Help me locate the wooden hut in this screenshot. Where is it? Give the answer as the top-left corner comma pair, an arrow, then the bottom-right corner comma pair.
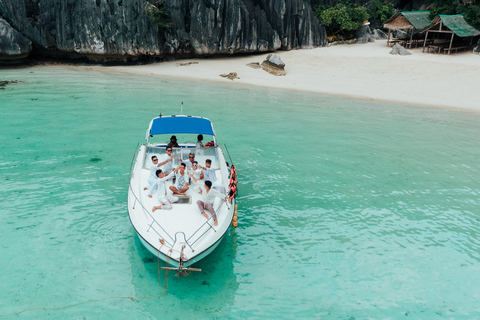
383,11 -> 432,47
420,14 -> 480,54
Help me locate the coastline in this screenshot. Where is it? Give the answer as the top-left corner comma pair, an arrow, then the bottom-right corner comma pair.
102,41 -> 480,112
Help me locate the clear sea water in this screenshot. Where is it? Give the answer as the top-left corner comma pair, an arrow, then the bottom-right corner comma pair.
1,66 -> 480,319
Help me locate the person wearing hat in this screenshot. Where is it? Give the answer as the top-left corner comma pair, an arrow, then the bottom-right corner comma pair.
167,135 -> 179,148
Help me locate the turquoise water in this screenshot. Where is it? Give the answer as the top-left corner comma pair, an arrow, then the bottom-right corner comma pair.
1,66 -> 480,319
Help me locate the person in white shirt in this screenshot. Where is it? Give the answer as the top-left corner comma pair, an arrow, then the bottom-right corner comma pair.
169,163 -> 189,196
198,159 -> 226,194
158,146 -> 174,175
197,180 -> 228,226
178,153 -> 195,169
147,169 -> 178,211
147,155 -> 162,186
188,161 -> 204,194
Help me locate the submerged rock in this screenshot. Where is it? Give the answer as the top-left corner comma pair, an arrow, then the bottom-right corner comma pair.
261,54 -> 286,76
390,43 -> 412,56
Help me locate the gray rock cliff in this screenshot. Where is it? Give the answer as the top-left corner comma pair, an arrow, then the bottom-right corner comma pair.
0,17 -> 32,59
0,0 -> 326,62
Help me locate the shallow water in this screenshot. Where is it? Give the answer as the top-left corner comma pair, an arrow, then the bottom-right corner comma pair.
1,66 -> 480,319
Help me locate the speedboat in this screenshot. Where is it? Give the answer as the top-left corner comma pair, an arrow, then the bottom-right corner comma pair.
127,115 -> 237,274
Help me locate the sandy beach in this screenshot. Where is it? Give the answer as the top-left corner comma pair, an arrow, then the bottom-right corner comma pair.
106,41 -> 480,112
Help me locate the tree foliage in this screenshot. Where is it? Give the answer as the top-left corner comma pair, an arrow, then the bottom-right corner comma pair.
144,0 -> 171,29
367,0 -> 394,25
314,2 -> 369,36
428,0 -> 480,30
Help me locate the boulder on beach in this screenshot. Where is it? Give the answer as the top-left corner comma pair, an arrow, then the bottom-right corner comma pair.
220,72 -> 240,80
261,54 -> 286,76
246,62 -> 261,69
390,43 -> 412,56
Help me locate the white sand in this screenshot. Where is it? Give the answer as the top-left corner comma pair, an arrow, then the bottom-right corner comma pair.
106,41 -> 480,112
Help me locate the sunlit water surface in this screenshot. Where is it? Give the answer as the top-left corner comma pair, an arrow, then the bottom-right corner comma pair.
1,66 -> 480,319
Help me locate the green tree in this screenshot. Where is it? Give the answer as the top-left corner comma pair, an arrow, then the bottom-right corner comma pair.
368,0 -> 394,25
315,2 -> 369,36
428,0 -> 480,30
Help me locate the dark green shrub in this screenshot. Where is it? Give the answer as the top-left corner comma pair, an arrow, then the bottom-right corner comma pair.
368,0 -> 394,25
428,0 -> 480,30
145,0 -> 171,29
314,2 -> 369,36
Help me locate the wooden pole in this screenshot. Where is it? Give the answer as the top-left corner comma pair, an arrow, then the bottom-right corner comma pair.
409,28 -> 414,48
448,32 -> 454,55
423,30 -> 429,52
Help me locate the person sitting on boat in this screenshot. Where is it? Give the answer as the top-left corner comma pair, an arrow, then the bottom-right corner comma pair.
196,134 -> 204,155
196,134 -> 204,148
188,161 -> 204,194
147,155 -> 162,187
158,146 -> 174,175
167,135 -> 179,148
147,169 -> 178,211
169,163 -> 189,196
198,159 -> 226,194
178,152 -> 195,169
197,180 -> 228,226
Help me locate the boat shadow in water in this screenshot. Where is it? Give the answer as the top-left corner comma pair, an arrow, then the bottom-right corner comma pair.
128,228 -> 240,316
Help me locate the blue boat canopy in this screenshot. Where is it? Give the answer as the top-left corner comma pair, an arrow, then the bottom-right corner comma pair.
149,116 -> 215,137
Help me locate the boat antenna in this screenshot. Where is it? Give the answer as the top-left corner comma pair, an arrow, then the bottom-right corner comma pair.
159,111 -> 162,117
181,101 -> 183,115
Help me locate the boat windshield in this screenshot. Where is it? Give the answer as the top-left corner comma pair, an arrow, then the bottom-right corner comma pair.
148,133 -> 215,148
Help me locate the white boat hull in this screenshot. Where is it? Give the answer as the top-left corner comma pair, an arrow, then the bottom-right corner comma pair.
128,143 -> 235,267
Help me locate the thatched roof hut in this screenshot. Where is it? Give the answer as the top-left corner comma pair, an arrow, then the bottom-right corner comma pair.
383,11 -> 431,47
420,14 -> 480,54
420,14 -> 480,37
384,11 -> 431,31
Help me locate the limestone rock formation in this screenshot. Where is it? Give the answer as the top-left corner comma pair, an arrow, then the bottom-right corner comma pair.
474,39 -> 480,54
390,43 -> 412,55
0,18 -> 32,59
0,0 -> 327,62
261,53 -> 286,76
356,25 -> 375,44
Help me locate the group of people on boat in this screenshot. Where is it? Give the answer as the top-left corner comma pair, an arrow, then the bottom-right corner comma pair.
144,144 -> 227,226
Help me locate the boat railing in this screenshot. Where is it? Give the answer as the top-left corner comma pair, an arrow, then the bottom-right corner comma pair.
128,179 -> 176,247
128,144 -> 176,247
187,199 -> 229,246
223,143 -> 234,167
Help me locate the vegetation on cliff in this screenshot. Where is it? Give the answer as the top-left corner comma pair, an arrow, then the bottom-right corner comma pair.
428,0 -> 480,29
144,0 -> 171,29
314,0 -> 393,38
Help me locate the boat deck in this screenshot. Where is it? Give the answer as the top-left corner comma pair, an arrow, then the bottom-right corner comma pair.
128,144 -> 234,264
